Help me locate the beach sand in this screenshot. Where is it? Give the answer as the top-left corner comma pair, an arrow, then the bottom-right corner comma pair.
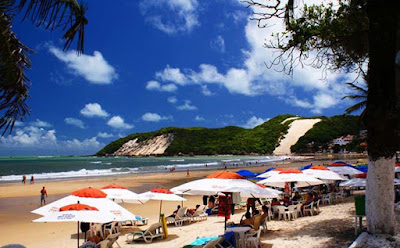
0,155 -> 372,248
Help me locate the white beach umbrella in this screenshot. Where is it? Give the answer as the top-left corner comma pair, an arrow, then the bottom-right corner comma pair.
33,203 -> 113,248
138,188 -> 186,217
258,169 -> 324,188
32,187 -> 136,222
302,165 -> 344,181
171,178 -> 280,198
339,178 -> 400,187
328,163 -> 363,175
395,166 -> 400,173
101,184 -> 147,204
256,168 -> 284,178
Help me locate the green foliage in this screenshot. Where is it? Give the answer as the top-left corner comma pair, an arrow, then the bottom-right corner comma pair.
96,114 -> 296,156
291,115 -> 365,153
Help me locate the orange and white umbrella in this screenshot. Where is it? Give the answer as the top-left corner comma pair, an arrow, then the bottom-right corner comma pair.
302,165 -> 344,181
258,169 -> 324,188
171,171 -> 280,198
328,162 -> 363,175
32,187 -> 136,221
33,203 -> 113,248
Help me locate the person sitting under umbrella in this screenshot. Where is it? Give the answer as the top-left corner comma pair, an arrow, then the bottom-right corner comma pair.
168,205 -> 181,218
239,212 -> 253,227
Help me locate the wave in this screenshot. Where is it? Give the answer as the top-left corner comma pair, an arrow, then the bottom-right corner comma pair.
0,167 -> 138,182
169,159 -> 185,162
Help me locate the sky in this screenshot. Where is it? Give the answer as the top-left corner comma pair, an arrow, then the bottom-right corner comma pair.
0,0 -> 362,155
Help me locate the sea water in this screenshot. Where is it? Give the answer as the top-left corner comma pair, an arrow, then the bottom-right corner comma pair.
0,155 -> 289,182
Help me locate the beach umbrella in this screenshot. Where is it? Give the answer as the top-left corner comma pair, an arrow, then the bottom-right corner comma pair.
33,203 -> 113,248
101,184 -> 147,204
339,177 -> 400,188
327,163 -> 364,175
32,187 -> 136,222
236,169 -> 260,178
171,171 -> 280,230
138,188 -> 186,217
256,168 -> 286,179
257,169 -> 324,188
302,166 -> 344,181
171,171 -> 280,198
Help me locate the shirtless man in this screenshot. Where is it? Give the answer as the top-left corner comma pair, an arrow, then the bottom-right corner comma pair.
40,186 -> 48,205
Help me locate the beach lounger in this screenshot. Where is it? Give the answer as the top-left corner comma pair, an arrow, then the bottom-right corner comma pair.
191,208 -> 208,222
121,216 -> 148,226
201,237 -> 225,248
126,222 -> 163,243
98,232 -> 121,248
166,207 -> 189,226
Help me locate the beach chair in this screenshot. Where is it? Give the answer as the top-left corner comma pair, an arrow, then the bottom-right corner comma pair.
191,207 -> 208,222
103,222 -> 119,236
313,200 -> 321,214
201,237 -> 225,248
166,207 -> 189,226
296,202 -> 303,217
133,216 -> 149,226
287,205 -> 297,220
126,222 -> 163,243
89,223 -> 104,238
98,232 -> 121,248
322,194 -> 331,205
245,229 -> 261,248
303,202 -> 314,216
252,214 -> 262,230
277,206 -> 288,220
260,217 -> 268,233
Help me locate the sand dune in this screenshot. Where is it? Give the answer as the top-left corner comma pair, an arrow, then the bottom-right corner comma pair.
274,118 -> 321,155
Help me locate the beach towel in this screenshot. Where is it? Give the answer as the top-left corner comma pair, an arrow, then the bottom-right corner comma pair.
189,236 -> 219,246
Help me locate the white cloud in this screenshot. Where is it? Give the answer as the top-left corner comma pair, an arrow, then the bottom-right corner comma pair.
177,100 -> 197,111
148,1 -> 358,114
146,80 -> 178,92
80,103 -> 109,118
14,121 -> 24,127
142,113 -> 172,122
201,85 -> 213,96
0,126 -> 57,147
30,119 -> 52,128
49,46 -> 118,84
63,137 -> 103,152
140,0 -> 199,34
210,35 -> 225,53
195,115 -> 205,121
167,96 -> 177,104
97,132 -> 114,138
64,117 -> 85,129
156,65 -> 188,85
243,116 -> 269,129
107,116 -> 134,129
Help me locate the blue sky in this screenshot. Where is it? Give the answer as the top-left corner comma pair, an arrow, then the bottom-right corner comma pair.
0,0 -> 361,155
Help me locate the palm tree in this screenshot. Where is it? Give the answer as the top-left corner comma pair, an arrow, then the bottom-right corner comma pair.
0,0 -> 88,134
343,73 -> 368,122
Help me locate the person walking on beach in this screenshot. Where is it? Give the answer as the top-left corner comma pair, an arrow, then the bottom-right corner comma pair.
30,175 -> 34,184
40,186 -> 48,205
22,175 -> 26,185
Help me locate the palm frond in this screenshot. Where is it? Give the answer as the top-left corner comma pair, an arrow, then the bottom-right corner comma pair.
344,100 -> 367,115
0,10 -> 32,134
342,95 -> 367,100
344,82 -> 368,95
17,0 -> 88,53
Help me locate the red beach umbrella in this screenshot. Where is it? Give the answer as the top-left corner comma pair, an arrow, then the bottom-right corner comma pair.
207,171 -> 245,179
101,184 -> 127,189
72,187 -> 107,198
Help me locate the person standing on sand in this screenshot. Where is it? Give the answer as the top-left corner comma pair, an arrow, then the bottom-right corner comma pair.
30,175 -> 34,184
40,186 -> 47,205
22,175 -> 26,185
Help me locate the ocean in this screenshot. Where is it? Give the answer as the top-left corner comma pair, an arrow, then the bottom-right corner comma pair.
0,155 -> 289,182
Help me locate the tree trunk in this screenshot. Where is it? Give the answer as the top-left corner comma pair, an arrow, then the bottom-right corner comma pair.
366,0 -> 400,235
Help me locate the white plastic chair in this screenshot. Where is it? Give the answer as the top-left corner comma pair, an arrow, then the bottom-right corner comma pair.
296,203 -> 303,217
314,200 -> 321,214
322,194 -> 331,205
246,229 -> 262,248
303,201 -> 314,216
89,223 -> 103,238
277,206 -> 287,220
287,205 -> 297,220
103,222 -> 118,236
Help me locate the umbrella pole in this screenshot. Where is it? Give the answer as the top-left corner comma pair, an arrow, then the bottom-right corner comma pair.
77,221 -> 79,248
159,200 -> 163,220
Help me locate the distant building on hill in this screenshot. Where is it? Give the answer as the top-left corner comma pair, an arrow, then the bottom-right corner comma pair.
332,135 -> 354,146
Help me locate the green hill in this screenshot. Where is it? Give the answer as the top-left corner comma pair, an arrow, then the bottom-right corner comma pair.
96,114 -> 296,156
96,114 -> 365,156
290,115 -> 365,153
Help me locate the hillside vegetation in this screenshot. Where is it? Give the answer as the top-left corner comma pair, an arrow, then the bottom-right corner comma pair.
96,114 -> 295,156
291,115 -> 365,153
97,114 -> 365,156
